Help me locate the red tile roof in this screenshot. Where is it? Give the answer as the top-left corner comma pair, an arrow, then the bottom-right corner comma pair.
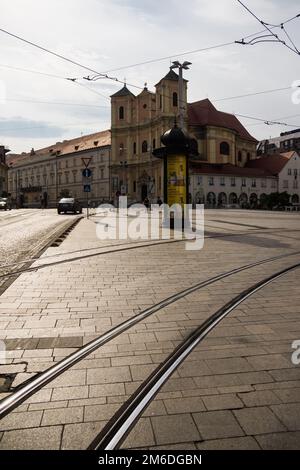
188,99 -> 258,143
245,152 -> 296,175
7,130 -> 111,167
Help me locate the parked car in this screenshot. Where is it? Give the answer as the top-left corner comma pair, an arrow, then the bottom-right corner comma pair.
57,198 -> 82,214
0,197 -> 11,211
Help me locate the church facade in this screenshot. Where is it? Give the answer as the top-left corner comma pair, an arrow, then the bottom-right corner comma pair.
110,68 -> 258,203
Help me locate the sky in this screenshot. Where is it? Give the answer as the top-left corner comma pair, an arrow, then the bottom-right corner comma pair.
0,0 -> 300,153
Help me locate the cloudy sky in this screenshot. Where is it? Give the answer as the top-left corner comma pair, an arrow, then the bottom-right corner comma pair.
1,0 -> 300,153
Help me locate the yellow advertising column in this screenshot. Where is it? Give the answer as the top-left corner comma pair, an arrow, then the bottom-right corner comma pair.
166,154 -> 188,208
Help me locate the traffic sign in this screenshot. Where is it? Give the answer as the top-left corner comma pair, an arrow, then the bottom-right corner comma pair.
82,157 -> 93,168
82,168 -> 92,178
84,184 -> 91,193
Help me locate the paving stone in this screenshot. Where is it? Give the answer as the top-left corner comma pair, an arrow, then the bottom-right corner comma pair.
202,394 -> 244,411
42,406 -> 83,426
164,397 -> 205,414
46,369 -> 86,388
256,431 -> 300,450
177,361 -> 211,378
0,426 -> 62,450
205,357 -> 254,374
0,411 -> 43,431
122,418 -> 156,448
149,443 -> 197,450
271,403 -> 300,431
196,436 -> 260,450
233,407 -> 286,435
62,421 -> 106,450
52,386 -> 89,402
87,366 -> 131,385
193,410 -> 244,440
273,388 -> 300,403
151,414 -> 200,445
89,383 -> 125,397
238,390 -> 282,407
84,403 -> 119,422
246,354 -> 293,371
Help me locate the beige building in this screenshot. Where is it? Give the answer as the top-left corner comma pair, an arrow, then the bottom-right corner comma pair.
7,131 -> 111,208
0,145 -> 9,196
110,68 -> 258,203
190,151 -> 300,208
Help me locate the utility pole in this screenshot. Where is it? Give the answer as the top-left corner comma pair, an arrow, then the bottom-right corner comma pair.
170,61 -> 192,130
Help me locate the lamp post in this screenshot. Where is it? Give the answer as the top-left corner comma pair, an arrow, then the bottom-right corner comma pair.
170,61 -> 192,130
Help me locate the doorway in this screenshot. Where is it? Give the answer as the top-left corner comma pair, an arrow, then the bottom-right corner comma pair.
141,184 -> 148,201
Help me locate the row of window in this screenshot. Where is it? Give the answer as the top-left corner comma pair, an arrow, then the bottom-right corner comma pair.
9,169 -> 107,190
202,176 -> 276,189
120,140 -> 156,155
287,169 -> 299,176
283,180 -> 298,189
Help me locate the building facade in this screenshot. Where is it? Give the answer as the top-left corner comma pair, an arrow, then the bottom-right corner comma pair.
0,145 -> 9,196
257,128 -> 300,156
7,131 -> 111,208
190,151 -> 300,208
110,68 -> 258,203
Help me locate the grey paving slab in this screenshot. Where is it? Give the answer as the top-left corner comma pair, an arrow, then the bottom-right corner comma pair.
151,414 -> 201,446
271,403 -> 300,431
256,431 -> 300,450
233,407 -> 286,435
1,211 -> 300,449
196,436 -> 260,450
193,410 -> 244,440
0,426 -> 63,450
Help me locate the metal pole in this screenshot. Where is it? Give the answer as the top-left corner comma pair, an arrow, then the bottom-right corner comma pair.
178,66 -> 184,130
86,190 -> 89,219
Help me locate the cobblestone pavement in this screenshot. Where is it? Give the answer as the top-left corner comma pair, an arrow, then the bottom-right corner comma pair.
0,209 -> 76,290
0,210 -> 300,450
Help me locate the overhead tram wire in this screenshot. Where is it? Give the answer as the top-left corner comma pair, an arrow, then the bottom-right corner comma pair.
1,60 -> 297,110
0,27 -> 144,92
236,0 -> 300,56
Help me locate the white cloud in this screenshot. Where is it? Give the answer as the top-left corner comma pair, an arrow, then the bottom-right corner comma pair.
0,0 -> 300,152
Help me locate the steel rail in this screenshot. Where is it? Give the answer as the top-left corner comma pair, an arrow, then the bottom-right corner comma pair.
1,227 -> 299,279
88,261 -> 300,450
0,250 -> 298,419
0,225 -> 292,269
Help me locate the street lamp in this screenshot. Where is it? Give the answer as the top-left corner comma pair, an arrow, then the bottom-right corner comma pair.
170,61 -> 192,129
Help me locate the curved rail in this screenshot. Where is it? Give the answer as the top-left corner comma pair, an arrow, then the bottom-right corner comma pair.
88,261 -> 300,450
0,250 -> 298,419
1,227 -> 299,280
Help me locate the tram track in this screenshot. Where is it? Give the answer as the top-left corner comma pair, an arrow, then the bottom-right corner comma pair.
88,261 -> 300,450
1,226 -> 300,281
0,249 -> 299,420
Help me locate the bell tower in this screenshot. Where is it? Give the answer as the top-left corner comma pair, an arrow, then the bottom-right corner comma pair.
155,68 -> 188,123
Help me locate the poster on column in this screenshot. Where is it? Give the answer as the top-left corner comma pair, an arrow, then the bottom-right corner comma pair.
167,155 -> 187,207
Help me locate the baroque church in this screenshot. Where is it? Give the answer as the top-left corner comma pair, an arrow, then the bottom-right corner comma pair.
110,68 -> 258,203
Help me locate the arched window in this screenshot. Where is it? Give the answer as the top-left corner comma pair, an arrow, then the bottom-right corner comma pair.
220,142 -> 230,156
133,142 -> 137,154
142,141 -> 148,153
119,106 -> 124,120
173,92 -> 178,107
247,152 -> 251,161
238,151 -> 242,162
152,138 -> 156,150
